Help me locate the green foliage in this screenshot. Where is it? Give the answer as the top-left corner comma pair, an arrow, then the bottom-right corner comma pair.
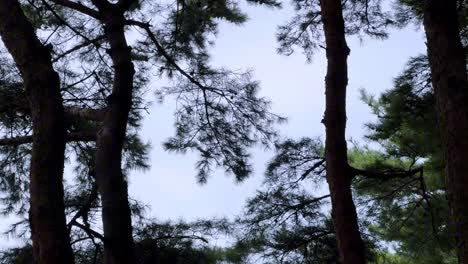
20,1 -> 64,29
393,0 -> 468,46
361,55 -> 438,159
391,0 -> 424,26
356,54 -> 455,262
0,219 -> 237,264
0,0 -> 283,249
276,0 -> 394,61
1,0 -> 463,263
232,138 -> 332,263
0,245 -> 33,264
233,138 -> 381,263
162,71 -> 284,183
0,61 -> 31,219
265,138 -> 325,185
370,251 -> 412,264
152,0 -> 246,59
133,0 -> 284,183
230,53 -> 455,263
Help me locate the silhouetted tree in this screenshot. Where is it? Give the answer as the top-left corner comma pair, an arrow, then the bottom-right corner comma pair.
253,0 -> 393,261
0,1 -> 75,262
0,0 -> 281,263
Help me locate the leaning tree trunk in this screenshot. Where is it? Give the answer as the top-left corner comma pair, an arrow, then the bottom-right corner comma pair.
423,0 -> 468,262
91,3 -> 136,263
0,1 -> 75,263
319,0 -> 366,263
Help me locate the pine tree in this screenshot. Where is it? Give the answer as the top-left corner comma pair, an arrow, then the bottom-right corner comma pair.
422,1 -> 468,262
0,0 -> 281,262
246,0 -> 393,261
390,0 -> 468,261
232,138 -> 378,263
357,55 -> 456,262
0,1 -> 75,262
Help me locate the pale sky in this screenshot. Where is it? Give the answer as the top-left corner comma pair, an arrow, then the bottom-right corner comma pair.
127,3 -> 426,221
0,1 -> 427,249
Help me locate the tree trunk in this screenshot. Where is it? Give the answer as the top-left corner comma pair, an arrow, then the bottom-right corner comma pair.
319,0 -> 366,263
93,5 -> 136,264
423,1 -> 468,262
0,1 -> 75,263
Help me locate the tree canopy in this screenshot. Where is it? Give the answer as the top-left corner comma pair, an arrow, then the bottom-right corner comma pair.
0,0 -> 467,263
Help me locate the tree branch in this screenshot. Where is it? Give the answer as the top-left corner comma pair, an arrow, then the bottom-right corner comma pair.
53,35 -> 105,62
67,183 -> 99,229
71,220 -> 105,241
64,106 -> 107,122
125,19 -> 213,93
349,165 -> 423,180
0,99 -> 105,121
48,0 -> 100,19
125,19 -> 237,171
117,0 -> 137,12
90,0 -> 111,11
153,235 -> 209,244
0,131 -> 96,146
297,159 -> 325,182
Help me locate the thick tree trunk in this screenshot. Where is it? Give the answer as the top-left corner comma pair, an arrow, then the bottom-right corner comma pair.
93,5 -> 136,264
319,0 -> 366,263
423,1 -> 468,262
0,1 -> 75,263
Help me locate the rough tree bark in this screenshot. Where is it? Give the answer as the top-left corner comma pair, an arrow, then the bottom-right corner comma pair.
319,0 -> 367,263
423,0 -> 468,262
90,1 -> 136,263
0,1 -> 75,263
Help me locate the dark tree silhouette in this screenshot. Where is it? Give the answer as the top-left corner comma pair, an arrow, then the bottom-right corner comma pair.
319,0 -> 367,262
0,1 -> 75,263
0,0 -> 281,263
422,0 -> 468,262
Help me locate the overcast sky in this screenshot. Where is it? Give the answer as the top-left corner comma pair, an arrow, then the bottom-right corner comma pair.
1,1 -> 426,249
